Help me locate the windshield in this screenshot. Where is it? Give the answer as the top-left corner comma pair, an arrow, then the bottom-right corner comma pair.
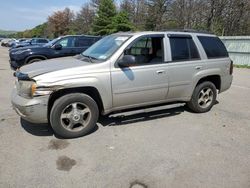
81,35 -> 130,60
43,37 -> 60,47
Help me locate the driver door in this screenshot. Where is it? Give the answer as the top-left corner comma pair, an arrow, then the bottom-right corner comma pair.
52,37 -> 76,58
111,35 -> 169,109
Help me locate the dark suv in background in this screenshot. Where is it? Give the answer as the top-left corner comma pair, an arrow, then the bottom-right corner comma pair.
9,35 -> 101,70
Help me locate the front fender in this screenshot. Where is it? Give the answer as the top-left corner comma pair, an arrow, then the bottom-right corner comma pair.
35,75 -> 113,112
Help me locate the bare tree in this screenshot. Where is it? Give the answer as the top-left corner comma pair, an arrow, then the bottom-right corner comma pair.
74,3 -> 95,34
48,8 -> 74,37
120,0 -> 148,30
145,0 -> 173,30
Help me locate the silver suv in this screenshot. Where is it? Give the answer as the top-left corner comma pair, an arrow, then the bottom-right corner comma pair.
11,31 -> 233,138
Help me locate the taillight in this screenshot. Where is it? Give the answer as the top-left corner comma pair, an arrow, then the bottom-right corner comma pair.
230,60 -> 233,75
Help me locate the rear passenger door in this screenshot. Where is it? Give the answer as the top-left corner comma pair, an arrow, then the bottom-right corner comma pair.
166,34 -> 205,100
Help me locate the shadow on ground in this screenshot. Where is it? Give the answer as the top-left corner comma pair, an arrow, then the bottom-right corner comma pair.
20,118 -> 99,138
21,118 -> 53,136
99,104 -> 186,127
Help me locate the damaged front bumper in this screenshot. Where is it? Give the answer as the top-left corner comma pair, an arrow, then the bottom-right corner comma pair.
11,87 -> 49,123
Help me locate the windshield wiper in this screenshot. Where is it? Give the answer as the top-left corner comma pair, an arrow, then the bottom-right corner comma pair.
81,54 -> 98,63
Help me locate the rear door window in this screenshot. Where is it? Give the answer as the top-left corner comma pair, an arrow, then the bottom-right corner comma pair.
75,37 -> 94,47
198,36 -> 228,58
37,39 -> 48,43
170,37 -> 200,61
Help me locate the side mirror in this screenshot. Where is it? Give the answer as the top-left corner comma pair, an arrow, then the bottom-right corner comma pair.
53,44 -> 62,50
118,55 -> 136,68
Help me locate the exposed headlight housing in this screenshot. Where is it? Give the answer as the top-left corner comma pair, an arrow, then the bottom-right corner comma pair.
14,71 -> 53,98
16,80 -> 52,98
16,80 -> 36,98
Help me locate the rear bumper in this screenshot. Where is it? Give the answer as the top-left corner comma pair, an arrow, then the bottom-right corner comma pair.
11,88 -> 49,123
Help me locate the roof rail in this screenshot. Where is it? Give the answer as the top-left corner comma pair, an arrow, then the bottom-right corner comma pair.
165,29 -> 213,34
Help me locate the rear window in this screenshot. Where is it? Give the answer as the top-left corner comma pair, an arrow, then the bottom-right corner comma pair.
170,37 -> 200,61
198,36 -> 228,58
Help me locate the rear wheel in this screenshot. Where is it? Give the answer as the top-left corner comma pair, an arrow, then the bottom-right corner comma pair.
50,93 -> 99,138
187,81 -> 217,113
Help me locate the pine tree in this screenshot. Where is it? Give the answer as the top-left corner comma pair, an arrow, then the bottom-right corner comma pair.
92,0 -> 117,35
112,11 -> 135,32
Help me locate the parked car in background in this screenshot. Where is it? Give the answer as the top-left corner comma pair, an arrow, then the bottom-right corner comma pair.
11,31 -> 233,138
11,38 -> 49,49
7,39 -> 19,47
11,39 -> 31,48
1,38 -> 15,47
18,38 -> 29,43
9,35 -> 101,70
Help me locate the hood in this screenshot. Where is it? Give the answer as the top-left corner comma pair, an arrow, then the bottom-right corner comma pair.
20,56 -> 91,78
10,45 -> 45,52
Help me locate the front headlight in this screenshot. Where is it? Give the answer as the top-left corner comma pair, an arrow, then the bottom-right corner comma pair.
31,85 -> 52,97
12,49 -> 31,55
16,80 -> 36,98
32,89 -> 52,97
16,81 -> 52,98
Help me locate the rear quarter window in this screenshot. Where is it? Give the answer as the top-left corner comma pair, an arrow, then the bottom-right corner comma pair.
198,36 -> 228,58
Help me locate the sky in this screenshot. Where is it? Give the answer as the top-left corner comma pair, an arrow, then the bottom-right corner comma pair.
0,0 -> 87,31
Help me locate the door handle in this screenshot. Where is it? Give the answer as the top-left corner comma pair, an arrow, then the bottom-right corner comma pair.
156,70 -> 165,74
195,66 -> 202,70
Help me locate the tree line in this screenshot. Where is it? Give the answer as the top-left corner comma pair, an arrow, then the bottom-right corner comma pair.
11,0 -> 250,38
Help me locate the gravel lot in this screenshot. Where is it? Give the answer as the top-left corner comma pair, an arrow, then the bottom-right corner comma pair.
0,46 -> 249,188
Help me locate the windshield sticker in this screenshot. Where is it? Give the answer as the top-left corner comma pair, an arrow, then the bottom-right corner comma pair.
115,37 -> 128,46
99,55 -> 107,59
115,37 -> 128,42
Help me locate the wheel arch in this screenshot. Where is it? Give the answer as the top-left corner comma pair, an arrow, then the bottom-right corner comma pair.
196,75 -> 221,91
47,86 -> 104,121
25,55 -> 47,64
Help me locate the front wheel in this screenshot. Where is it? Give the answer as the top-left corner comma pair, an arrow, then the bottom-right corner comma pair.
50,93 -> 99,138
187,81 -> 217,113
27,58 -> 43,65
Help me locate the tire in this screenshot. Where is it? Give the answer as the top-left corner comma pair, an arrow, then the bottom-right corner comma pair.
187,81 -> 217,113
27,58 -> 43,65
50,93 -> 99,138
